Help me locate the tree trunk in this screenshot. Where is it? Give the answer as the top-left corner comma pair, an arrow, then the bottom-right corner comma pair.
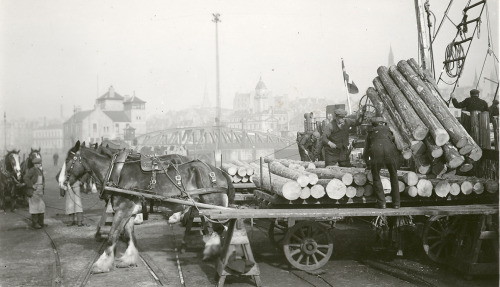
431,157 -> 447,177
450,182 -> 461,196
479,111 -> 491,149
389,65 -> 449,145
366,86 -> 412,159
355,186 -> 365,197
417,179 -> 433,197
241,176 -> 249,183
458,158 -> 474,173
299,187 -> 311,199
221,163 -> 238,176
424,136 -> 443,158
364,184 -> 374,197
398,181 -> 406,193
346,186 -> 357,198
399,60 -> 468,147
325,179 -> 347,200
485,180 -> 499,194
473,182 -> 484,195
232,175 -> 242,183
427,179 -> 451,198
414,152 -> 432,174
461,181 -> 473,195
377,66 -> 429,140
405,185 -> 418,197
493,116 -> 499,150
306,167 -> 353,185
442,142 -> 465,169
353,172 -> 367,186
310,184 -> 326,199
268,161 -> 312,187
252,172 -> 302,200
402,171 -> 419,186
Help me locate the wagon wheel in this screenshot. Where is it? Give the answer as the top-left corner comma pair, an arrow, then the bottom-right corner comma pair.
268,219 -> 288,248
283,221 -> 333,271
422,215 -> 462,264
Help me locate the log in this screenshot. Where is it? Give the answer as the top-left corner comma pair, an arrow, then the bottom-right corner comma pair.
355,186 -> 365,198
316,179 -> 331,188
391,64 -> 449,146
470,111 -> 481,145
450,183 -> 461,196
385,195 -> 393,203
493,116 -> 499,150
221,163 -> 238,176
402,171 -> 419,186
442,142 -> 465,169
472,182 -> 484,195
306,168 -> 353,185
353,172 -> 367,186
479,111 -> 491,149
377,66 -> 429,140
252,171 -> 302,200
237,167 -> 247,177
398,181 -> 406,193
241,176 -> 249,183
424,136 -> 443,158
248,175 -> 254,183
485,180 -> 499,194
407,58 -> 444,106
307,173 -> 319,185
414,152 -> 432,175
458,158 -> 474,173
405,186 -> 418,197
382,177 -> 391,193
399,60 -> 469,147
364,184 -> 374,197
412,140 -> 427,156
417,179 -> 433,197
299,187 -> 311,199
366,87 -> 412,159
367,169 -> 425,184
232,175 -> 242,183
461,181 -> 473,195
268,161 -> 310,187
431,157 -> 447,177
346,186 -> 357,198
314,161 -> 326,168
428,179 -> 451,198
373,77 -> 421,153
310,184 -> 326,199
325,179 -> 347,200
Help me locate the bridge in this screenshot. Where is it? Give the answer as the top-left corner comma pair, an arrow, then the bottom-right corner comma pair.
134,126 -> 298,163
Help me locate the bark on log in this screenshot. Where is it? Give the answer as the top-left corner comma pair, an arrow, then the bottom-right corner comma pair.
373,77 -> 421,152
417,179 -> 433,197
412,140 -> 427,156
470,111 -> 481,144
479,111 -> 491,149
366,87 -> 412,159
364,184 -> 374,197
355,186 -> 365,197
431,157 -> 447,177
299,187 -> 311,199
306,168 -> 353,185
405,186 -> 418,197
377,66 -> 429,140
346,186 -> 357,198
424,136 -> 443,158
269,161 -> 310,187
325,179 -> 347,200
398,181 -> 406,193
221,163 -> 238,176
316,179 -> 331,188
407,58 -> 445,105
252,171 -> 302,200
310,184 -> 326,199
353,172 -> 367,186
442,142 -> 465,169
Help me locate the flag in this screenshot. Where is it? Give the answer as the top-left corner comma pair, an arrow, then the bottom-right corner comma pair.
342,59 -> 359,94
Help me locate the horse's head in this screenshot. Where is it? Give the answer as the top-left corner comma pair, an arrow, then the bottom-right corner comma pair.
5,150 -> 21,180
59,141 -> 91,187
28,148 -> 42,168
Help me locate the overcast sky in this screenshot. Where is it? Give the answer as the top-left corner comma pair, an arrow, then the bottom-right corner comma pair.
1,0 -> 498,120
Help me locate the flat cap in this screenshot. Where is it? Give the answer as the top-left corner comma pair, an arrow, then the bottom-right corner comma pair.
334,109 -> 347,117
32,158 -> 42,164
371,117 -> 386,124
470,89 -> 480,96
312,131 -> 321,138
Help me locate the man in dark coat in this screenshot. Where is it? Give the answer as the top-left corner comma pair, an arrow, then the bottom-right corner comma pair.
322,109 -> 362,167
451,89 -> 489,112
364,117 -> 400,209
297,132 -> 314,161
489,99 -> 499,119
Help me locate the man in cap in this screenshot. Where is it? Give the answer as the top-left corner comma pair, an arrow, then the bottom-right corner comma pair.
450,89 -> 489,112
24,157 -> 46,228
364,117 -> 400,209
321,109 -> 363,167
489,99 -> 499,120
297,131 -> 315,161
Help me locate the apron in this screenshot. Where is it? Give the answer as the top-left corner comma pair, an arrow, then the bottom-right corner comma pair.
65,181 -> 83,214
29,173 -> 45,214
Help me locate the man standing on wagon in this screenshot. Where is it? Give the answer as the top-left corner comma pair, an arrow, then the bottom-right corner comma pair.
24,158 -> 46,229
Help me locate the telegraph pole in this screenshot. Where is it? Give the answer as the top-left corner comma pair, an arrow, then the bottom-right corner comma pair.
212,13 -> 222,164
4,112 -> 6,154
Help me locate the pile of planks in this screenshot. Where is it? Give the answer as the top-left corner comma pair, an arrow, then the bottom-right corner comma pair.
221,160 -> 255,183
366,58 -> 482,176
251,159 -> 498,202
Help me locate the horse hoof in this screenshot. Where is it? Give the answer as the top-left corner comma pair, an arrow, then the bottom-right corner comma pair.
115,261 -> 137,268
91,266 -> 110,274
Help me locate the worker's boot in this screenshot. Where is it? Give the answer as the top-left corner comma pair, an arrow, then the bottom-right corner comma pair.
39,213 -> 48,227
32,214 -> 41,229
77,212 -> 85,227
67,213 -> 77,226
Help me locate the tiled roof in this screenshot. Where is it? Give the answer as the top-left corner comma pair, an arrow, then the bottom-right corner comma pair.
103,111 -> 130,122
64,110 -> 92,124
97,87 -> 124,100
124,95 -> 146,103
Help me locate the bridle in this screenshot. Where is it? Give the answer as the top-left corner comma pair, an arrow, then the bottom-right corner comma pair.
64,151 -> 93,187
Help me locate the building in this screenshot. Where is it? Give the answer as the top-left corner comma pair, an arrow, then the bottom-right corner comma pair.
32,124 -> 64,156
63,86 -> 147,150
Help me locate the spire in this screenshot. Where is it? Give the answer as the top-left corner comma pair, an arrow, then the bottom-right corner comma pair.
388,45 -> 395,66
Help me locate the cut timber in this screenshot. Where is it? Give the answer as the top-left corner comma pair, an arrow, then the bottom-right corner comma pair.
342,173 -> 354,186
382,177 -> 391,193
237,167 -> 247,177
399,60 -> 468,147
252,172 -> 301,200
299,187 -> 311,199
398,181 -> 406,193
346,186 -> 357,198
377,66 -> 429,140
307,173 -> 319,185
232,175 -> 242,183
431,157 -> 447,177
316,179 -> 331,188
472,182 -> 484,195
458,158 -> 474,173
428,179 -> 451,198
407,58 -> 445,106
442,142 -> 465,169
366,87 -> 412,159
269,161 -> 310,187
424,137 -> 443,158
485,180 -> 499,194
221,163 -> 238,176
479,112 -> 491,149
414,152 -> 432,175
402,171 -> 419,186
306,168 -> 353,185
389,65 -> 449,146
314,161 -> 326,168
461,181 -> 473,195
417,179 -> 433,197
470,111 -> 481,144
325,179 -> 347,200
353,172 -> 367,186
355,186 -> 365,197
241,176 -> 249,183
364,184 -> 374,197
310,184 -> 326,199
412,140 -> 427,156
405,186 -> 418,197
450,183 -> 461,196
373,77 -> 421,152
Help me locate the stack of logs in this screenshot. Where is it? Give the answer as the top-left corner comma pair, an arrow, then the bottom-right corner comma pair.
251,159 -> 498,202
367,58 -> 482,176
221,160 -> 255,183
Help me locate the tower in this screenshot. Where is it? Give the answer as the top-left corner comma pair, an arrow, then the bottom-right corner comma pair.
124,91 -> 147,135
254,77 -> 267,113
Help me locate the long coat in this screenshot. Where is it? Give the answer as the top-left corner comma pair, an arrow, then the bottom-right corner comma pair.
363,125 -> 399,167
24,167 -> 45,214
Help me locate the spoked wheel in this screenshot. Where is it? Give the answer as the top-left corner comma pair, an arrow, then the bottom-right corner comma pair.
268,219 -> 288,248
283,221 -> 333,271
422,215 -> 461,264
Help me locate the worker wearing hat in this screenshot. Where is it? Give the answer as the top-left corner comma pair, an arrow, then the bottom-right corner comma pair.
24,157 -> 46,228
297,131 -> 320,162
489,99 -> 499,120
321,109 -> 363,167
450,89 -> 489,112
364,117 -> 400,209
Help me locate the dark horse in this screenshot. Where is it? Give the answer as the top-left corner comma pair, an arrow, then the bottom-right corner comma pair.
0,150 -> 22,211
59,141 -> 233,273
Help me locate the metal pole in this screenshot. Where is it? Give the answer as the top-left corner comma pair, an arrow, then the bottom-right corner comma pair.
212,13 -> 221,163
4,112 -> 6,153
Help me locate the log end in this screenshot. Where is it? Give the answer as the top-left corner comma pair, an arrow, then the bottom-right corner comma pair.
458,163 -> 473,173
447,156 -> 465,170
458,144 -> 474,155
455,137 -> 469,149
402,149 -> 413,160
434,130 -> 450,147
413,127 -> 429,141
431,148 -> 444,158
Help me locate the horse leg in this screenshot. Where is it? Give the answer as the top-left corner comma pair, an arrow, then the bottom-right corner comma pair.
115,216 -> 139,268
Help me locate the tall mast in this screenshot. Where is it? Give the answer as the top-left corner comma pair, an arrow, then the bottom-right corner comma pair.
414,0 -> 433,73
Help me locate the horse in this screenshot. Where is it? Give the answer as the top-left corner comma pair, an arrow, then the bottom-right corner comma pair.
59,141 -> 233,273
0,150 -> 23,211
